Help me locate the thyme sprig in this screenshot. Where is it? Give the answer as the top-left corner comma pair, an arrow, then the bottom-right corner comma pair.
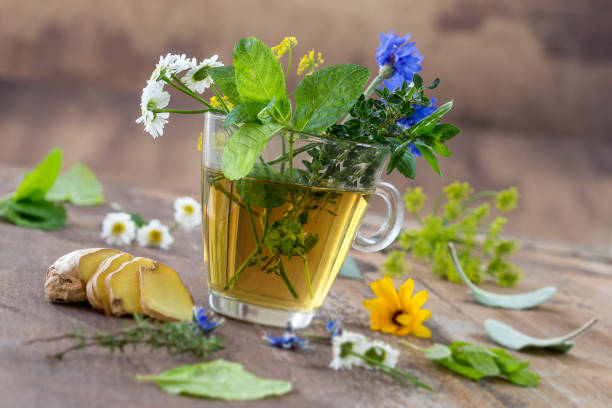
24,314 -> 224,360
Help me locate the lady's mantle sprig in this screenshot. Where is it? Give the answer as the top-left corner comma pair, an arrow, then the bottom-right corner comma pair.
24,311 -> 223,360
331,330 -> 432,391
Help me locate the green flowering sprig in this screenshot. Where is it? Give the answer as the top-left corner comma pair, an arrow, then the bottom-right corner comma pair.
383,182 -> 522,286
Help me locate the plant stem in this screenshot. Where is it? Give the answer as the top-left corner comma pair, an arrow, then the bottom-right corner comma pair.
339,72 -> 385,124
154,108 -> 212,114
288,133 -> 295,181
168,74 -> 215,109
224,247 -> 260,290
286,47 -> 293,78
301,256 -> 313,298
169,221 -> 180,232
211,84 -> 231,113
432,191 -> 444,216
463,191 -> 498,208
267,143 -> 318,165
246,204 -> 260,245
278,261 -> 298,299
398,340 -> 428,353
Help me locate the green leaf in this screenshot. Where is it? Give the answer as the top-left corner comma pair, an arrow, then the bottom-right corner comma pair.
233,38 -> 286,106
412,73 -> 423,89
130,213 -> 147,228
224,101 -> 268,127
425,344 -> 452,360
208,66 -> 241,106
395,149 -> 416,178
415,141 -> 442,177
337,254 -> 364,280
434,124 -> 460,143
426,78 -> 440,89
508,369 -> 540,387
433,142 -> 452,157
461,345 -> 500,376
221,123 -> 281,180
294,64 -> 370,134
237,178 -> 288,208
436,358 -> 484,381
409,101 -> 454,135
137,359 -> 292,401
45,162 -> 104,206
1,200 -> 66,230
14,148 -> 62,202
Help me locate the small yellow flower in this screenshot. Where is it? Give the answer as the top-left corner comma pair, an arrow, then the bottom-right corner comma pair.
209,95 -> 234,111
297,49 -> 324,75
363,276 -> 432,338
271,36 -> 298,59
197,132 -> 203,151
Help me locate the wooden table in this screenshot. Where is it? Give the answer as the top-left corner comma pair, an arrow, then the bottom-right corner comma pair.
1,164 -> 611,407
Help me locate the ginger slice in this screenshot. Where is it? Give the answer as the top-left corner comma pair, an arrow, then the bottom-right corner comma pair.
45,248 -> 119,303
140,263 -> 194,322
87,252 -> 133,313
105,257 -> 156,317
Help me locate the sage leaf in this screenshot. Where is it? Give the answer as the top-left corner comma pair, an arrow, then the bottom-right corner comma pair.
448,243 -> 557,309
221,122 -> 281,180
137,359 -> 292,401
424,343 -> 451,360
337,254 -> 364,280
484,317 -> 598,353
294,64 -> 370,134
2,200 -> 66,230
233,38 -> 286,106
237,178 -> 288,208
13,148 -> 62,202
46,162 -> 104,206
208,66 -> 241,106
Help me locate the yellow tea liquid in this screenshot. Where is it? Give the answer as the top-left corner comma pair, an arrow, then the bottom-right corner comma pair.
202,169 -> 371,311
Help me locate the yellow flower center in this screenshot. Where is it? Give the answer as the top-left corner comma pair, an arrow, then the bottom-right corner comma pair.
184,205 -> 194,215
112,223 -> 125,235
149,229 -> 162,244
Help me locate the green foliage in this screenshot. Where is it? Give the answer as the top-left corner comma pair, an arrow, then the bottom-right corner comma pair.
221,123 -> 281,180
137,359 -> 292,401
0,200 -> 66,230
13,148 -> 62,202
495,187 -> 519,212
381,250 -> 409,277
207,66 -> 241,106
390,181 -> 523,286
293,64 -> 369,134
30,314 -> 224,360
45,162 -> 104,205
421,341 -> 539,387
236,178 -> 288,208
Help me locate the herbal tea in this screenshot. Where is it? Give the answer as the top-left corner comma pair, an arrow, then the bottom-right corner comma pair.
202,169 -> 372,311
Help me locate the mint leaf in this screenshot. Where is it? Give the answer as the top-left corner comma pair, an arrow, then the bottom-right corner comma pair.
46,162 -> 104,206
137,359 -> 292,401
2,200 -> 66,230
461,345 -> 500,376
233,38 -> 286,106
293,64 -> 370,134
436,358 -> 484,381
13,148 -> 62,202
208,66 -> 241,106
221,123 -> 281,180
508,369 -> 540,387
224,101 -> 268,127
237,178 -> 287,208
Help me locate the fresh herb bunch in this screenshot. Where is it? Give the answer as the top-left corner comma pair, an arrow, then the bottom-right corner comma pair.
25,314 -> 224,360
401,340 -> 540,387
0,148 -> 103,231
384,182 -> 521,286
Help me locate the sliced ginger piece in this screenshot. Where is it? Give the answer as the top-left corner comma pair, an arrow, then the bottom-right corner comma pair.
45,248 -> 120,303
105,257 -> 156,317
140,263 -> 194,322
87,252 -> 133,314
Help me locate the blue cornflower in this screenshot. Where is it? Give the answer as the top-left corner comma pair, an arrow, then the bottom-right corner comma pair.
326,319 -> 343,338
264,323 -> 308,350
376,30 -> 423,91
397,98 -> 438,157
194,306 -> 222,334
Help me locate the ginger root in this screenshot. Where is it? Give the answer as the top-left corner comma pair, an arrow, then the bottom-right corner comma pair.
44,248 -> 119,303
87,252 -> 133,314
140,262 -> 195,322
106,257 -> 155,316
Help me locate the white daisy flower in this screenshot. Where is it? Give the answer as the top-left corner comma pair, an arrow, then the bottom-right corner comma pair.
174,197 -> 202,230
100,212 -> 136,246
181,55 -> 223,93
137,219 -> 174,250
362,340 -> 400,370
150,53 -> 194,82
330,331 -> 369,370
136,80 -> 171,139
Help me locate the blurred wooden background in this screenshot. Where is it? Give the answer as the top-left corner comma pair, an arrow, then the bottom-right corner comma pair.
1,0 -> 611,250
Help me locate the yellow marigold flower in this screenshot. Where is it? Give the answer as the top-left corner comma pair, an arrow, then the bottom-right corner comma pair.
271,36 -> 298,59
297,49 -> 324,75
363,276 -> 432,338
197,132 -> 203,151
209,95 -> 234,111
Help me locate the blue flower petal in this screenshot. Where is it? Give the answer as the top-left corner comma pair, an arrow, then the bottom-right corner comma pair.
195,307 -> 221,333
376,30 -> 424,91
326,319 -> 343,338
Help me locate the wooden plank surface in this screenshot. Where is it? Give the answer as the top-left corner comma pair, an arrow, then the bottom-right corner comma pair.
1,164 -> 611,407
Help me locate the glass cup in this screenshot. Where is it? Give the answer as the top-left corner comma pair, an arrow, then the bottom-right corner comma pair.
201,113 -> 403,328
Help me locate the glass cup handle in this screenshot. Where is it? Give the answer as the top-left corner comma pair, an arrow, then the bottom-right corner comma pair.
352,181 -> 404,253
